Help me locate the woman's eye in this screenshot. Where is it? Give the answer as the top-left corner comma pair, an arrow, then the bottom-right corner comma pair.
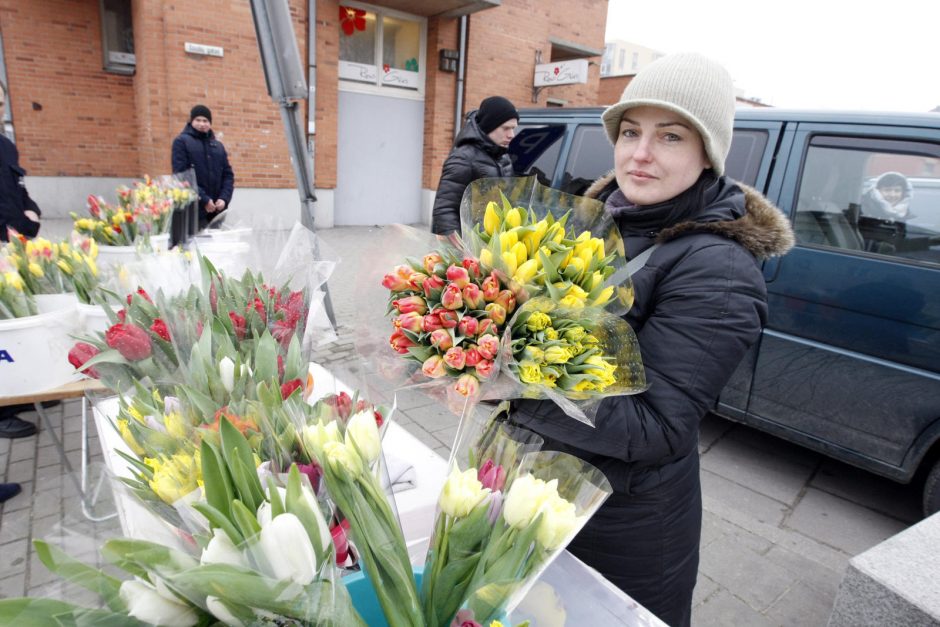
620,128 -> 638,138
663,133 -> 681,142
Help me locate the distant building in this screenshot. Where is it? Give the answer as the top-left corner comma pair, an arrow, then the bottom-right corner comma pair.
600,40 -> 662,78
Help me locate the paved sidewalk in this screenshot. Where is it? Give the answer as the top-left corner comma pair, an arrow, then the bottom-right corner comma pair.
0,224 -> 923,624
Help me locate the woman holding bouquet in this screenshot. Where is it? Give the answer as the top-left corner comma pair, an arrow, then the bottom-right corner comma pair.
510,52 -> 794,626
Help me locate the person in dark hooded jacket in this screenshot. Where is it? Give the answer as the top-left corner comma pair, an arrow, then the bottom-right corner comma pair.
509,53 -> 795,627
0,80 -> 41,243
171,104 -> 234,229
431,96 -> 518,235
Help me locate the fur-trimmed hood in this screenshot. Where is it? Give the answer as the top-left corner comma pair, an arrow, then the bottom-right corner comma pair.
586,171 -> 795,260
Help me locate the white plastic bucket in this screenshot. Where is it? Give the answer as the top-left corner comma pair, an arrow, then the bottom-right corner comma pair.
193,240 -> 252,277
0,301 -> 82,396
96,232 -> 172,273
78,302 -> 121,335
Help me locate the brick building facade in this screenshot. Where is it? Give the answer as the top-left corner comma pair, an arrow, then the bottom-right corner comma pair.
0,0 -> 609,226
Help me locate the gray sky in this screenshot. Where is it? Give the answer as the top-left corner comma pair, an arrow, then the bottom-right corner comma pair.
605,0 -> 938,113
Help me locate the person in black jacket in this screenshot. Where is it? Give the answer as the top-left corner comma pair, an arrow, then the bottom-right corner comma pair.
510,53 -> 795,627
0,80 -> 41,243
431,96 -> 518,235
0,79 -> 42,443
171,104 -> 234,230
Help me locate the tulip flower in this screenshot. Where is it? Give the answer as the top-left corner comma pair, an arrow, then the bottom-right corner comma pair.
477,459 -> 507,492
481,273 -> 500,301
457,315 -> 479,337
396,310 -> 424,333
105,322 -> 153,360
322,440 -> 362,478
228,311 -> 247,340
443,346 -> 466,370
390,329 -> 416,354
423,252 -> 444,274
331,519 -> 351,565
464,346 -> 482,367
280,378 -> 303,400
408,271 -> 429,290
502,474 -> 559,529
437,309 -> 460,329
68,342 -> 100,378
475,359 -> 494,379
422,313 -> 444,332
345,409 -> 381,464
500,251 -> 518,276
393,295 -> 428,315
462,283 -> 484,309
258,513 -> 319,585
476,334 -> 499,360
149,318 -> 171,342
422,355 -> 447,379
476,318 -> 497,337
484,302 -> 506,325
219,356 -> 236,393
205,597 -> 246,627
439,467 -> 491,518
429,328 -> 453,351
119,580 -> 199,627
483,201 -> 500,236
201,528 -> 248,568
513,258 -> 540,284
505,206 -> 523,228
382,264 -> 415,291
536,493 -> 580,550
454,373 -> 480,398
423,274 -> 445,299
441,284 -> 464,310
480,248 -> 494,268
462,256 -> 481,277
446,264 -> 471,289
494,289 -> 516,313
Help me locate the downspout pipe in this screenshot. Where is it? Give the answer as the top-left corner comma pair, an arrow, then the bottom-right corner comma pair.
454,15 -> 468,140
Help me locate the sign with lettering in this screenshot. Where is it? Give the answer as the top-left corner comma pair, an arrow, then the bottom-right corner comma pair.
534,59 -> 589,87
0,349 -> 13,363
184,42 -> 224,58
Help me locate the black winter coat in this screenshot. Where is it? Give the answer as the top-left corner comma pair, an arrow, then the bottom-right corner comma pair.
0,135 -> 41,242
431,111 -> 514,235
512,173 -> 794,626
171,124 -> 235,228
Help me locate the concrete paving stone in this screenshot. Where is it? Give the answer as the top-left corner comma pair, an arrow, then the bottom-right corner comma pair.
701,433 -> 817,506
403,403 -> 460,433
699,413 -> 733,452
763,544 -> 842,601
810,458 -> 921,524
0,439 -> 9,454
6,459 -> 35,483
8,440 -> 35,463
394,388 -> 439,411
699,532 -> 798,612
692,588 -> 778,627
36,445 -> 64,469
0,453 -> 7,473
701,468 -> 789,526
692,572 -> 720,608
431,423 -> 460,445
31,489 -> 64,519
27,552 -> 61,588
0,538 -> 29,575
0,510 -> 30,543
432,445 -> 451,459
0,575 -> 26,599
403,423 -> 450,452
32,514 -> 69,541
63,432 -> 84,453
786,487 -> 908,557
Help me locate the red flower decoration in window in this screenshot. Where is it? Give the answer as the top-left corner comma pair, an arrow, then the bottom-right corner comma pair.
383,63 -> 390,73
339,6 -> 366,36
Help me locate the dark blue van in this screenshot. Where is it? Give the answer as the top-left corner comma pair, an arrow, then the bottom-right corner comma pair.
510,107 -> 940,515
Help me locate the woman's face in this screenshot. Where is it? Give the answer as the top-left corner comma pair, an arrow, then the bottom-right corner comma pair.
614,105 -> 710,206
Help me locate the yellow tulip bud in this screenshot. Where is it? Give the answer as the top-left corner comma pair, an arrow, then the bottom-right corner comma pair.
513,258 -> 539,284
499,230 -> 518,253
480,248 -> 494,268
511,241 -> 528,266
483,201 -> 500,236
501,251 -> 518,276
505,207 -> 522,228
592,286 -> 614,306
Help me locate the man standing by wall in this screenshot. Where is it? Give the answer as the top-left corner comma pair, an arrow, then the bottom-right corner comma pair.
171,105 -> 235,230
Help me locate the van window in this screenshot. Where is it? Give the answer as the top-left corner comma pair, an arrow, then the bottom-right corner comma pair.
560,125 -> 613,196
793,136 -> 940,265
511,124 -> 565,187
725,130 -> 768,186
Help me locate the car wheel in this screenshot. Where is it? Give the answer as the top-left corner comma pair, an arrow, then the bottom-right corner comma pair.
924,459 -> 940,517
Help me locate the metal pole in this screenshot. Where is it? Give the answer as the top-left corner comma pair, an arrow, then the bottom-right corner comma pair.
454,15 -> 468,141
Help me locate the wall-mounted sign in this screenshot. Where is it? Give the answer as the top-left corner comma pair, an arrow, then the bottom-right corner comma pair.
534,59 -> 589,87
184,42 -> 224,57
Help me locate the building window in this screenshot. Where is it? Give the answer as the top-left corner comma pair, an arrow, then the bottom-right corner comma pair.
339,3 -> 424,93
100,0 -> 135,75
631,52 -> 639,71
617,49 -> 625,72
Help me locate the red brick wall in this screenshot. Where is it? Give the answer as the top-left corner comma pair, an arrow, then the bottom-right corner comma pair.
0,0 -> 138,177
599,75 -> 632,106
314,0 -> 339,188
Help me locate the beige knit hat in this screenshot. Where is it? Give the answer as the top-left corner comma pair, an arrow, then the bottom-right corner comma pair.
601,52 -> 736,175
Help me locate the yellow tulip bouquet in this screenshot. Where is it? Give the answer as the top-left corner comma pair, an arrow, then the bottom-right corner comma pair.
0,253 -> 35,318
459,176 -> 634,315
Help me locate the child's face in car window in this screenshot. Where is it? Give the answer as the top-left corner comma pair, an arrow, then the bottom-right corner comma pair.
879,184 -> 905,206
